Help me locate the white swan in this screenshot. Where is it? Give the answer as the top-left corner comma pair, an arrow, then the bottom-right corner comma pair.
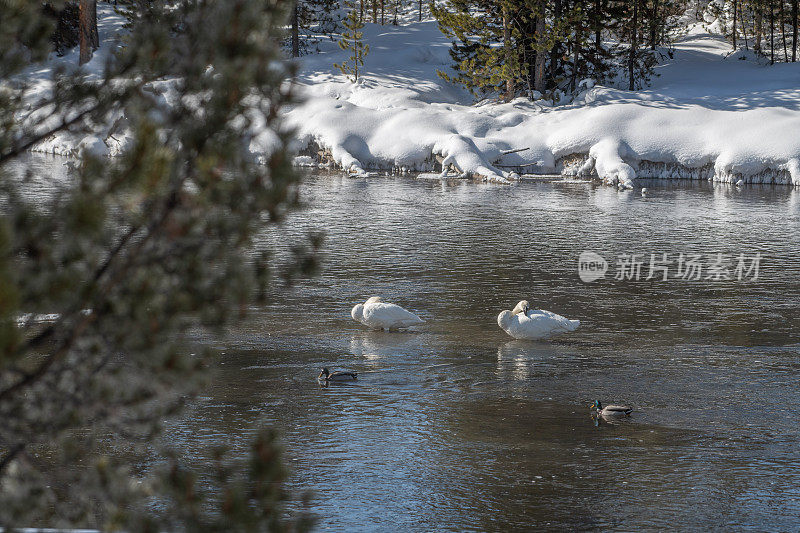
351,297 -> 425,330
497,300 -> 580,340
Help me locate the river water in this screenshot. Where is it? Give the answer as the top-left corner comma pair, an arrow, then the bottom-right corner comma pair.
12,156 -> 800,530
170,172 -> 800,531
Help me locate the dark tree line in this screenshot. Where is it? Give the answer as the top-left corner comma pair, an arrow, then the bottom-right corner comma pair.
282,0 -> 799,97
290,0 -> 342,57
433,0 -> 686,100
288,0 -> 431,56
723,0 -> 800,63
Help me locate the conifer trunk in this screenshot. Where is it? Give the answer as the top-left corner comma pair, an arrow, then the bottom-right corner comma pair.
78,0 -> 97,65
90,0 -> 98,49
770,0 -> 775,63
781,0 -> 789,61
534,2 -> 546,93
594,0 -> 603,74
649,0 -> 659,49
755,3 -> 763,53
628,0 -> 638,90
571,23 -> 581,93
291,3 -> 300,57
549,0 -> 562,85
503,5 -> 515,101
732,0 -> 738,50
792,0 -> 798,61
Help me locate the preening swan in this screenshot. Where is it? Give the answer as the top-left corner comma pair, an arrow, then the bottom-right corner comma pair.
497,300 -> 579,340
351,297 -> 425,330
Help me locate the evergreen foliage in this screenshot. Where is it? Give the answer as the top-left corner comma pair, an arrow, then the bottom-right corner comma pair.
433,0 -> 689,100
334,0 -> 370,82
0,0 -> 317,529
42,2 -> 81,56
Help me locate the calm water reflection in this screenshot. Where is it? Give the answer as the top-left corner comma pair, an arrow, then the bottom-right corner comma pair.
13,157 -> 800,530
170,173 -> 800,531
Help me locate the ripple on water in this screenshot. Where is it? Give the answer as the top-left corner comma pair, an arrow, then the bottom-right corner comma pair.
11,156 -> 797,531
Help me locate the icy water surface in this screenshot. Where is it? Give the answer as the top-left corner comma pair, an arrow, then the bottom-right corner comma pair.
172,172 -> 800,531
12,156 -> 800,530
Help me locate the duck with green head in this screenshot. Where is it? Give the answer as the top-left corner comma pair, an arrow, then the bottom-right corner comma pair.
590,400 -> 632,418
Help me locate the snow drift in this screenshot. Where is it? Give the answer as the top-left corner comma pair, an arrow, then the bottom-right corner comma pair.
17,7 -> 800,188
287,22 -> 800,186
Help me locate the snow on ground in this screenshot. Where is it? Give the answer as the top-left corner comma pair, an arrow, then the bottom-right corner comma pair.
18,3 -> 130,157
16,8 -> 800,187
288,22 -> 800,186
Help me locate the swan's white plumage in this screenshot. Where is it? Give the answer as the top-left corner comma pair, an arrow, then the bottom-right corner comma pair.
351,297 -> 425,330
498,301 -> 579,340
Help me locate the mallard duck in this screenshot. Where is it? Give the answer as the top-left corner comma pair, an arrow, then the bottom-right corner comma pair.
590,400 -> 632,418
497,300 -> 580,340
351,297 -> 425,330
318,367 -> 357,383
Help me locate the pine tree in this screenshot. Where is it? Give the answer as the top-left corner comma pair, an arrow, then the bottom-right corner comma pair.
0,0 -> 316,528
433,0 -> 682,100
432,0 -> 514,98
335,0 -> 370,82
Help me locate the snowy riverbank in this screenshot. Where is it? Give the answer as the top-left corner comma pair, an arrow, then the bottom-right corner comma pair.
18,5 -> 800,188
287,21 -> 800,187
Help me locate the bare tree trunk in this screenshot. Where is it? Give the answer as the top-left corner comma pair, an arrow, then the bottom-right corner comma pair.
90,0 -> 98,49
649,0 -> 659,49
732,0 -> 737,49
793,0 -> 798,61
393,0 -> 398,25
741,1 -> 750,49
770,0 -> 775,63
291,2 -> 300,57
502,4 -> 515,102
418,0 -> 423,21
549,0 -> 562,83
594,0 -> 603,74
571,22 -> 582,93
381,0 -> 385,24
755,2 -> 763,53
372,0 -> 377,23
534,5 -> 546,93
79,0 -> 96,65
628,0 -> 638,90
781,0 -> 789,61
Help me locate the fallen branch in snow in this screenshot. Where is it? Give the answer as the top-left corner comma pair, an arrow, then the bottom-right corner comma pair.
499,147 -> 530,155
495,162 -> 541,168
